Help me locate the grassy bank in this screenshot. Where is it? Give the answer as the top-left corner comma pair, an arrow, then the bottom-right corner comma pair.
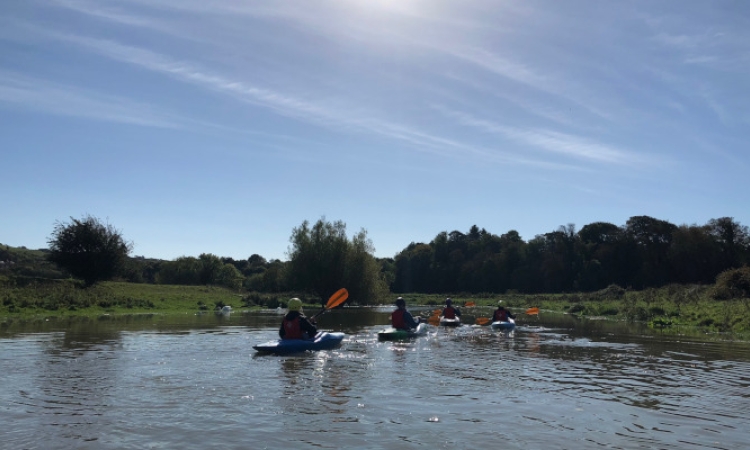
390,284 -> 750,337
2,278 -> 749,338
0,278 -> 293,320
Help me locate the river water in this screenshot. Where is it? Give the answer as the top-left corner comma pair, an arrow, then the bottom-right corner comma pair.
1,307 -> 749,450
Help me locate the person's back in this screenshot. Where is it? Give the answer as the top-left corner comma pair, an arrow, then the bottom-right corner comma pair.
280,298 -> 317,339
391,297 -> 419,330
493,305 -> 514,322
442,298 -> 461,319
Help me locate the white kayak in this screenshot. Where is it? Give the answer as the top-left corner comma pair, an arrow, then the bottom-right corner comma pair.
439,316 -> 462,327
377,323 -> 428,341
491,318 -> 516,331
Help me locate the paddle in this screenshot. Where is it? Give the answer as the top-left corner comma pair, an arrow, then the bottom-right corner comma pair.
475,317 -> 491,326
464,301 -> 476,307
311,288 -> 349,319
475,307 -> 540,325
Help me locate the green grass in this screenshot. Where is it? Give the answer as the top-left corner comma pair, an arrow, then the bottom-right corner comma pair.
388,285 -> 750,338
3,279 -> 750,339
0,278 -> 318,320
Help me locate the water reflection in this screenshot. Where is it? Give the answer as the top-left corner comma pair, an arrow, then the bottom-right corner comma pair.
2,309 -> 750,449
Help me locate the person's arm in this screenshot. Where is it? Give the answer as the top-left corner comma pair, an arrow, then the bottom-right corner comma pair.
300,316 -> 318,337
404,311 -> 419,328
455,307 -> 461,317
508,311 -> 516,319
279,322 -> 286,339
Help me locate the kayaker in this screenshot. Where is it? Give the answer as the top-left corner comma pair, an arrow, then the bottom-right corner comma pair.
492,303 -> 516,322
441,297 -> 461,319
391,297 -> 421,331
279,298 -> 318,340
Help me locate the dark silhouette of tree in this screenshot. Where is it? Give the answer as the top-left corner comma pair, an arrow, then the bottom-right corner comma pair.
47,215 -> 133,286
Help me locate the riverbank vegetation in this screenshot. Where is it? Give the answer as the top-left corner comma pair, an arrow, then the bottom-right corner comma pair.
2,214 -> 750,337
2,275 -> 749,338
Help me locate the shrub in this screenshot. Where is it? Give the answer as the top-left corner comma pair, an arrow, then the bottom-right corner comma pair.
712,267 -> 750,300
568,304 -> 585,314
596,284 -> 626,300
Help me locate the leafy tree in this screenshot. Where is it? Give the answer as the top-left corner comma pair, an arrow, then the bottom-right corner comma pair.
156,256 -> 201,285
47,215 -> 133,286
198,253 -> 223,285
217,263 -> 244,290
668,225 -> 722,284
706,217 -> 750,269
625,216 -> 678,288
287,218 -> 386,303
393,243 -> 434,293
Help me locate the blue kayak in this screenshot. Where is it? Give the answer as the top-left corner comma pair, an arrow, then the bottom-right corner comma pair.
491,318 -> 516,331
253,332 -> 345,354
377,323 -> 428,341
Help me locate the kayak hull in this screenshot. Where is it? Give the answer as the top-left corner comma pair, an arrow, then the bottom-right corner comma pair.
439,317 -> 461,327
253,332 -> 345,354
491,318 -> 516,331
377,323 -> 428,341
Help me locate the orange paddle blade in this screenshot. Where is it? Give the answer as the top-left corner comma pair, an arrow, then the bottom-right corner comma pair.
475,317 -> 490,326
428,315 -> 440,325
433,309 -> 442,315
326,288 -> 349,309
464,301 -> 476,307
526,307 -> 539,315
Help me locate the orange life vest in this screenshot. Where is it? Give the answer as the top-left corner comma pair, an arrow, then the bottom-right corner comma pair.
282,316 -> 303,339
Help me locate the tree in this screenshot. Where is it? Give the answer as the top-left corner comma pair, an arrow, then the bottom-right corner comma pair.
706,217 -> 750,269
47,215 -> 133,286
287,218 -> 387,303
625,216 -> 677,287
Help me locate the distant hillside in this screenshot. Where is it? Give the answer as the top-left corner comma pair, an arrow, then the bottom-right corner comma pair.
1,244 -> 64,280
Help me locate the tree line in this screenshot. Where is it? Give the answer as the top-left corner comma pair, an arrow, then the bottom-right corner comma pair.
391,216 -> 750,294
6,214 -> 748,303
36,215 -> 387,303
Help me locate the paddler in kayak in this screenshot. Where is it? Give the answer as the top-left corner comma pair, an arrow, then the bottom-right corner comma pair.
441,298 -> 461,320
279,298 -> 318,340
492,302 -> 515,322
391,297 -> 421,331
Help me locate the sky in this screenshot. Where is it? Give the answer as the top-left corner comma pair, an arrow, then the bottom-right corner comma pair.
1,0 -> 749,262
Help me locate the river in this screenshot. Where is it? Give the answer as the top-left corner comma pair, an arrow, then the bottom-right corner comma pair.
1,307 -> 749,449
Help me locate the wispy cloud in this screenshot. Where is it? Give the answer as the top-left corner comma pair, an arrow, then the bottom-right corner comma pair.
433,105 -> 647,166
52,0 -> 157,28
41,30 -> 546,165
0,71 -> 183,128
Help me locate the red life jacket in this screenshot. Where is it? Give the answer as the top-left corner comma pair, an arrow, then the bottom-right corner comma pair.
493,309 -> 508,322
391,309 -> 407,329
282,316 -> 303,339
443,306 -> 457,319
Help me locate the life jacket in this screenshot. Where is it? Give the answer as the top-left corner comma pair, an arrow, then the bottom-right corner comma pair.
443,306 -> 457,319
493,309 -> 508,322
282,315 -> 303,339
392,308 -> 407,330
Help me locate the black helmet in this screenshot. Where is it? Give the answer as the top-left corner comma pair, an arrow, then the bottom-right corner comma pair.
395,297 -> 406,307
445,297 -> 452,305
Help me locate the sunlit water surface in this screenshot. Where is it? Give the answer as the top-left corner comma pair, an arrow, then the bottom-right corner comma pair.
2,308 -> 749,449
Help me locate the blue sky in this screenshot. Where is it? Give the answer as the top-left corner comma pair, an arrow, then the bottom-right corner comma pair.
1,0 -> 749,262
